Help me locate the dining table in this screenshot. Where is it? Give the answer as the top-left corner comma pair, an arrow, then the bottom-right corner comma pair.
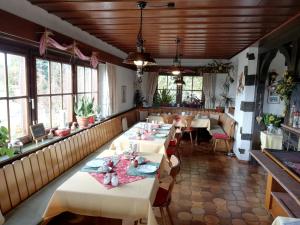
42,150 -> 164,225
109,122 -> 175,155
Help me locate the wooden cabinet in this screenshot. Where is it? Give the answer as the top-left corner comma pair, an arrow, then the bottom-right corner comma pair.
251,151 -> 300,218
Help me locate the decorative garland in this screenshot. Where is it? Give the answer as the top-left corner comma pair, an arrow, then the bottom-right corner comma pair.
39,30 -> 100,68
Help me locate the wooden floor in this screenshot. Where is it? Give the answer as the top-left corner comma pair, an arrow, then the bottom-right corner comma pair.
46,141 -> 273,225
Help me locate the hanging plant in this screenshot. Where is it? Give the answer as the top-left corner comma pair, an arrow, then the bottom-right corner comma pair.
275,71 -> 296,115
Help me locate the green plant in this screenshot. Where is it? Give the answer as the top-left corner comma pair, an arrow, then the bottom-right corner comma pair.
275,71 -> 296,114
74,96 -> 95,118
220,94 -> 234,107
262,113 -> 283,128
158,89 -> 173,105
0,125 -> 14,157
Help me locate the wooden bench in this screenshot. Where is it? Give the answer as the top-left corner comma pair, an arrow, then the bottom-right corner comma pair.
209,113 -> 236,153
0,109 -> 138,225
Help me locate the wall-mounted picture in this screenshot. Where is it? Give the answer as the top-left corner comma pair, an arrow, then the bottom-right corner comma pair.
267,89 -> 280,104
121,85 -> 127,103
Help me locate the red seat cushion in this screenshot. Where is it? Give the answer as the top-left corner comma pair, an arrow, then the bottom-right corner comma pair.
212,133 -> 229,140
166,148 -> 176,156
153,187 -> 169,206
169,139 -> 177,146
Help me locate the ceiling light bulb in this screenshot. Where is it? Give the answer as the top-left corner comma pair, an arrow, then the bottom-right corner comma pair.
172,70 -> 181,75
134,60 -> 148,66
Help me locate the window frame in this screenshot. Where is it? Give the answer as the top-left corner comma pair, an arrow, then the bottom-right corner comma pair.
75,65 -> 99,104
0,50 -> 30,141
35,57 -> 74,129
157,74 -> 203,104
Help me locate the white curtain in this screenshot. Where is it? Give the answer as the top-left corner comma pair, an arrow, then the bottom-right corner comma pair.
106,63 -> 117,114
203,73 -> 216,109
146,71 -> 159,106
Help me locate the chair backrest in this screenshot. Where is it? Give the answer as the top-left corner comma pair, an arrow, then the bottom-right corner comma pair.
169,155 -> 180,179
121,117 -> 128,131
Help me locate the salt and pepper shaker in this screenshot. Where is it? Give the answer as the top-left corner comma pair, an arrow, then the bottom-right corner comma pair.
111,172 -> 119,186
103,173 -> 111,185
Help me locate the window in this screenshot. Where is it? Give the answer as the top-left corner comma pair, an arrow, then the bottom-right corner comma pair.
0,52 -> 28,139
157,75 -> 203,104
182,76 -> 203,102
77,66 -> 98,104
36,59 -> 73,128
157,75 -> 177,104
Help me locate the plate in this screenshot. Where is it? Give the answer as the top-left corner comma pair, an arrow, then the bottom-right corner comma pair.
137,165 -> 158,173
155,133 -> 167,138
86,159 -> 106,168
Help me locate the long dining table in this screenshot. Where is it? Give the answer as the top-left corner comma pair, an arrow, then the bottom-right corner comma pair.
41,122 -> 175,225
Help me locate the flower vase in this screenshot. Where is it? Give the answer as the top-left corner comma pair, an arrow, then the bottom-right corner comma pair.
267,124 -> 275,134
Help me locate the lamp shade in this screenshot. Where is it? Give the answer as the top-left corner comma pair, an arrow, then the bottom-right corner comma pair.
174,77 -> 185,86
123,52 -> 156,66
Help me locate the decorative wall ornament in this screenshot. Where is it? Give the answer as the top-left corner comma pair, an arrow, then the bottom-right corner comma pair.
237,72 -> 245,94
39,30 -> 101,68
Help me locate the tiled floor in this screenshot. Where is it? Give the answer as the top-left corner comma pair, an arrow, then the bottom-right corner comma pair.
46,141 -> 273,225
157,141 -> 273,225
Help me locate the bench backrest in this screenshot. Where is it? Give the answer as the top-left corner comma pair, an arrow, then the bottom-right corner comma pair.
0,109 -> 137,215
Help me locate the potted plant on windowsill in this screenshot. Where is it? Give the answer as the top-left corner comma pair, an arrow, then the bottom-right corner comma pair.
0,125 -> 14,161
158,89 -> 173,107
74,96 -> 95,128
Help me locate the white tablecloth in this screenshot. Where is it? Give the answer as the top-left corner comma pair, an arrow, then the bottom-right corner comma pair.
260,131 -> 283,150
191,118 -> 211,130
272,216 -> 300,225
110,123 -> 175,155
42,150 -> 162,225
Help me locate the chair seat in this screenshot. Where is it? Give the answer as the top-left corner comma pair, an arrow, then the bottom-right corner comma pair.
212,133 -> 229,140
169,139 -> 177,146
153,187 -> 169,207
166,148 -> 176,156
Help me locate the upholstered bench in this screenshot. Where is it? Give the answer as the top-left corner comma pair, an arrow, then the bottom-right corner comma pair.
209,113 -> 236,153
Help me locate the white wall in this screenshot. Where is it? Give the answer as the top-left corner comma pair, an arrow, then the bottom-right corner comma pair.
263,51 -> 286,115
229,44 -> 259,160
115,65 -> 136,112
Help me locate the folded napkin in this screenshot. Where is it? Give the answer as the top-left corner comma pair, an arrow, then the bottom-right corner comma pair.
127,162 -> 160,177
81,156 -> 120,173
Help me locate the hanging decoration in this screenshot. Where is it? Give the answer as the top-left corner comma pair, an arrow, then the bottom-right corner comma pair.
39,30 -> 101,69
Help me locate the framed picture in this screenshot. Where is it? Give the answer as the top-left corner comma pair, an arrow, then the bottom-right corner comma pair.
267,89 -> 280,104
121,85 -> 127,103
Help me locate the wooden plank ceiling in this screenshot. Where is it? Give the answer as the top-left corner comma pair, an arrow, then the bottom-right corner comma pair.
28,0 -> 300,59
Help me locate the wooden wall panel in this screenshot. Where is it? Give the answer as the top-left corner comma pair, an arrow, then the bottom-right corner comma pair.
3,165 -> 20,207
12,160 -> 29,201
42,148 -> 55,181
36,150 -> 49,186
28,154 -> 43,190
21,157 -> 36,195
0,168 -> 11,213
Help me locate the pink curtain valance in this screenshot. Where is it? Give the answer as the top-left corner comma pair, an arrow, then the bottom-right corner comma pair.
39,30 -> 100,69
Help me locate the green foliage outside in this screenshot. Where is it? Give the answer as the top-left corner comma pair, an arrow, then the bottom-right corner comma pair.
74,96 -> 95,118
0,125 -> 14,157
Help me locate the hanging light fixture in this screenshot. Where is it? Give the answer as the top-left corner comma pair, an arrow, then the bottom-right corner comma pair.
123,1 -> 156,67
172,37 -> 181,75
174,76 -> 185,86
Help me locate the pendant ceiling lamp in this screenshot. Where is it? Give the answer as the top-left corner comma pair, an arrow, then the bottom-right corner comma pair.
174,75 -> 185,86
172,37 -> 181,75
123,1 -> 156,67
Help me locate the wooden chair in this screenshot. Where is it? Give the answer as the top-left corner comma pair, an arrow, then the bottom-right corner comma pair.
181,117 -> 193,145
121,117 -> 128,132
154,155 -> 180,225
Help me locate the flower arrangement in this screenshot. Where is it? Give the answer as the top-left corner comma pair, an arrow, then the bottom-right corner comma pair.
275,71 -> 296,114
262,113 -> 283,128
